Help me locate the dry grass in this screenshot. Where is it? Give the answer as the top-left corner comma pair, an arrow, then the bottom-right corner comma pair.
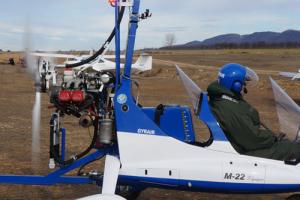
0,52 -> 23,64
1,49 -> 300,199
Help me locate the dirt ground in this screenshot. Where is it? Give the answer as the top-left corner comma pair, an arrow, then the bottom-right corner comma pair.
1,49 -> 300,199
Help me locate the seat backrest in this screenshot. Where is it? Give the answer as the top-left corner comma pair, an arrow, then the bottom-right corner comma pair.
142,105 -> 196,143
197,93 -> 229,142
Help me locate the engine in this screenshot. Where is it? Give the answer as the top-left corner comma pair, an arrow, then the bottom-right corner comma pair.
48,67 -> 117,167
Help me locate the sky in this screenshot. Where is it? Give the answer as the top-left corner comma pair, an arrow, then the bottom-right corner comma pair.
1,0 -> 300,51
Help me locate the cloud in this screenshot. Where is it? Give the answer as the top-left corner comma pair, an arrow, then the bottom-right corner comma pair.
1,0 -> 300,50
153,26 -> 189,33
48,36 -> 63,41
0,22 -> 24,35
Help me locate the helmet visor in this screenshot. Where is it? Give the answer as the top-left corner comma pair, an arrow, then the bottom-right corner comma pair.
245,67 -> 259,86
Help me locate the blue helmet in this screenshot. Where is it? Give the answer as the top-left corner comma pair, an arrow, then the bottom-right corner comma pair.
218,63 -> 258,93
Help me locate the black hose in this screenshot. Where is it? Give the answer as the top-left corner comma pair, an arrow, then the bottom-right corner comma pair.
50,115 -> 99,166
66,6 -> 125,68
49,3 -> 126,165
77,155 -> 103,176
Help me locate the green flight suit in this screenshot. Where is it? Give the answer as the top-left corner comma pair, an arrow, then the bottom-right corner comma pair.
207,81 -> 300,161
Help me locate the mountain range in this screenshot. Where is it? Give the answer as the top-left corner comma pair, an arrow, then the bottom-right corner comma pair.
165,30 -> 300,49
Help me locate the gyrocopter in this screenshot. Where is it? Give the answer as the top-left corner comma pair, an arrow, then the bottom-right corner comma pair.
2,0 -> 300,200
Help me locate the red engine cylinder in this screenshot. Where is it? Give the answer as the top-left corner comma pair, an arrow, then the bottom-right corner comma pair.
59,90 -> 72,102
72,90 -> 85,103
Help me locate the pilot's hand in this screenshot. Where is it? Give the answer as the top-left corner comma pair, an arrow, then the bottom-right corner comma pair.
276,132 -> 286,141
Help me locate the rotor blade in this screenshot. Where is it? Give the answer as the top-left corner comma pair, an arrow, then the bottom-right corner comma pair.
176,65 -> 202,112
270,77 -> 300,141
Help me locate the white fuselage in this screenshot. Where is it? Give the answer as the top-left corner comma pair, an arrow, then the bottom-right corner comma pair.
116,132 -> 300,192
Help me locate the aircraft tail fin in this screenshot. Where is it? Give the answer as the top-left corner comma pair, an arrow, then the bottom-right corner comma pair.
89,49 -> 93,56
132,54 -> 152,72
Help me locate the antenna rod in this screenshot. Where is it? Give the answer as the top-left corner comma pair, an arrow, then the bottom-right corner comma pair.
115,0 -> 121,87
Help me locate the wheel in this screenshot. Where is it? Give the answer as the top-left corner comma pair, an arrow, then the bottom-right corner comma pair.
116,185 -> 144,200
287,194 -> 300,200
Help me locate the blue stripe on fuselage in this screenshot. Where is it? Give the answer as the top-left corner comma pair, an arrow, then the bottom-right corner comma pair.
119,175 -> 300,194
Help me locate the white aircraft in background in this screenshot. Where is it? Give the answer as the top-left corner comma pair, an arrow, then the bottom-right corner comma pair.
32,51 -> 94,66
78,53 -> 152,73
279,69 -> 300,80
32,50 -> 118,66
30,52 -> 152,92
31,52 -> 152,72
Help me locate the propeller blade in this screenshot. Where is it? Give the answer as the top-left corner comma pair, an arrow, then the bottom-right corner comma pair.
31,91 -> 41,166
23,21 -> 42,167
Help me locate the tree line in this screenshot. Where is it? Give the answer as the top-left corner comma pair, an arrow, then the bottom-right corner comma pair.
162,42 -> 300,50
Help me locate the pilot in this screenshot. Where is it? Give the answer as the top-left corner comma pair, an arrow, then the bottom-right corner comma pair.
207,63 -> 300,161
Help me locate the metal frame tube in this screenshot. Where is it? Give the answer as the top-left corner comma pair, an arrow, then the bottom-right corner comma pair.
0,149 -> 111,185
61,127 -> 66,161
115,0 -> 121,87
0,0 -> 141,188
123,0 -> 140,79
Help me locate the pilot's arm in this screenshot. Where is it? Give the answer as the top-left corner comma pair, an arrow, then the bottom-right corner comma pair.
227,114 -> 277,152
